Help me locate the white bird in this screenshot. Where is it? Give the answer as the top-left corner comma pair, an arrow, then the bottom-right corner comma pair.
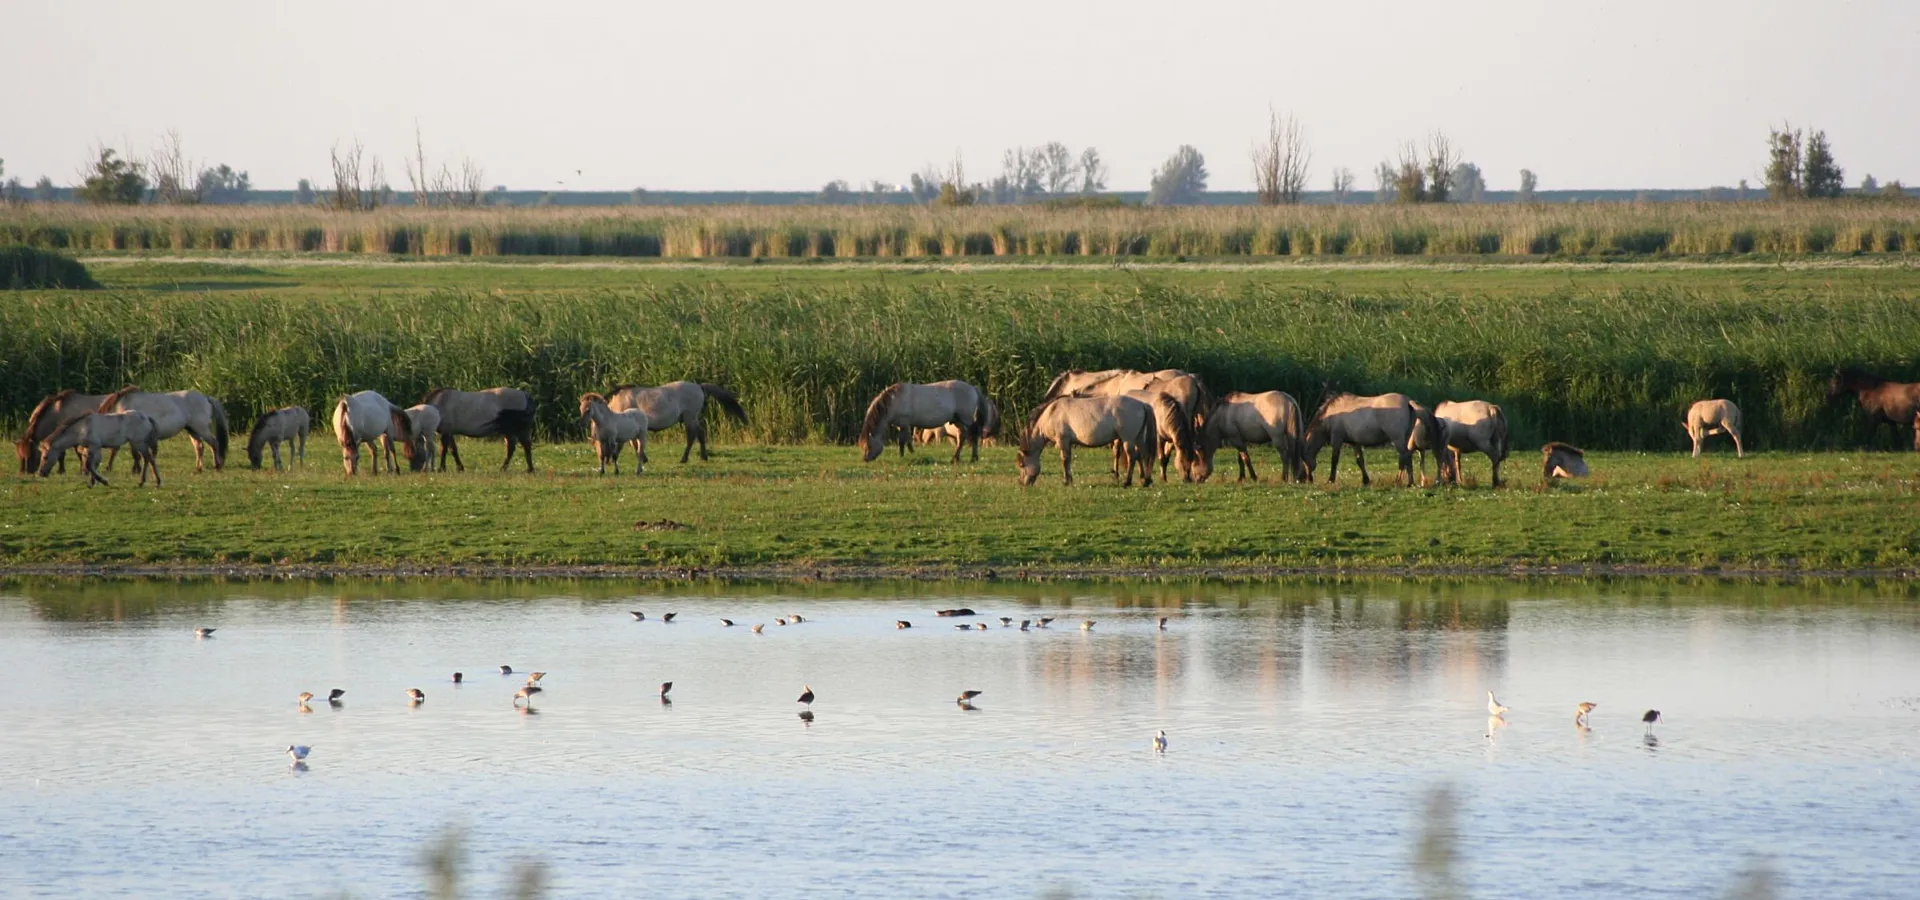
1152,730 -> 1168,753
1486,691 -> 1509,716
286,745 -> 312,762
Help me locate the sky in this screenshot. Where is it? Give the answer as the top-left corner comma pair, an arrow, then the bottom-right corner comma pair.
4,0 -> 1916,193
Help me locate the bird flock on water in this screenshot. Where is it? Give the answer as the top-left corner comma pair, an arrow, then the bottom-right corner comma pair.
1486,690 -> 1665,742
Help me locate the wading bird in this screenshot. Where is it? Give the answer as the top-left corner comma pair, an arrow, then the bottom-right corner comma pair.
896,620 -> 912,629
1038,617 -> 1054,628
500,665 -> 513,675
974,622 -> 988,631
1642,709 -> 1662,735
1486,691 -> 1509,717
751,624 -> 765,634
797,685 -> 814,706
660,682 -> 673,700
1158,617 -> 1168,630
954,624 -> 972,631
1575,702 -> 1597,727
1081,620 -> 1096,631
514,686 -> 543,708
297,692 -> 314,707
1153,730 -> 1168,753
526,672 -> 546,686
790,614 -> 804,623
328,689 -> 346,705
630,611 -> 645,621
1019,620 -> 1030,631
1000,617 -> 1013,627
453,672 -> 463,684
286,744 -> 312,762
776,617 -> 789,626
721,619 -> 735,627
408,688 -> 426,704
663,613 -> 677,623
195,627 -> 216,638
957,690 -> 983,703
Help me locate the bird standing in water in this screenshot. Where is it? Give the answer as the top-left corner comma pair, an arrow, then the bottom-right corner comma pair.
1081,620 -> 1096,632
663,612 -> 678,623
514,686 -> 543,708
297,692 -> 314,708
630,611 -> 646,621
195,627 -> 216,638
1037,617 -> 1054,628
720,619 -> 735,627
452,672 -> 464,684
286,744 -> 312,763
790,614 -> 805,623
408,688 -> 426,704
895,620 -> 912,629
751,623 -> 765,634
957,690 -> 983,704
1158,617 -> 1168,630
797,685 -> 815,705
328,689 -> 346,707
500,665 -> 513,675
1153,730 -> 1168,753
1574,702 -> 1597,727
1000,617 -> 1013,627
1486,691 -> 1509,717
659,682 -> 673,701
1642,709 -> 1662,735
526,672 -> 546,686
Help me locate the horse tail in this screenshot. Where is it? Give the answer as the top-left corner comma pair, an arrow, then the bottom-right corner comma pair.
98,384 -> 140,413
1492,406 -> 1510,462
210,396 -> 230,469
700,383 -> 748,425
971,385 -> 989,437
1153,394 -> 1194,459
1286,395 -> 1309,482
981,396 -> 1001,439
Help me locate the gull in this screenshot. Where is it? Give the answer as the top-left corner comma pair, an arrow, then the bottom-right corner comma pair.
408,688 -> 426,704
1575,702 -> 1597,727
194,627 -> 216,638
663,612 -> 678,623
514,686 -> 543,707
1486,691 -> 1509,717
526,672 -> 547,686
630,611 -> 646,621
1153,730 -> 1168,753
895,620 -> 912,629
286,744 -> 312,762
1642,709 -> 1662,735
1081,620 -> 1096,631
660,681 -> 673,700
797,685 -> 814,705
721,618 -> 735,627
751,623 -> 765,634
957,690 -> 983,703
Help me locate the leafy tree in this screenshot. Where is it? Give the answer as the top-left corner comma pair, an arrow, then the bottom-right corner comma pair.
1393,144 -> 1425,203
1885,180 -> 1906,198
1374,162 -> 1395,203
1765,125 -> 1803,199
295,178 -> 315,205
1078,148 -> 1107,194
817,179 -> 851,203
908,170 -> 940,204
1517,169 -> 1538,203
629,187 -> 648,205
1037,142 -> 1078,195
1329,167 -> 1354,204
1146,145 -> 1207,205
1449,162 -> 1485,203
1423,133 -> 1458,203
76,148 -> 148,205
1860,174 -> 1878,194
195,164 -> 251,204
1803,130 -> 1843,198
32,176 -> 55,203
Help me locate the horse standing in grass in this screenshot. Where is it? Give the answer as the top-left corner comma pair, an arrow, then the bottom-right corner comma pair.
384,405 -> 442,473
1301,392 -> 1418,486
36,411 -> 163,487
860,381 -> 988,463
16,389 -> 112,474
916,396 -> 1001,448
1405,401 -> 1450,486
1430,400 -> 1509,486
579,393 -> 651,475
1828,368 -> 1920,449
1016,395 -> 1157,487
96,386 -> 231,472
421,387 -> 537,473
1195,391 -> 1307,483
1117,390 -> 1199,482
333,391 -> 415,476
1685,399 -> 1744,458
1046,369 -> 1209,477
247,406 -> 311,471
606,381 -> 747,464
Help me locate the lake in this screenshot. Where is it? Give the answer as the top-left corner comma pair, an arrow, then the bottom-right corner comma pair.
1,577 -> 1916,899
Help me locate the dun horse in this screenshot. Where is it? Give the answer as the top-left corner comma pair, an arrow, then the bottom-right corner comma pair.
384,405 -> 442,473
1828,368 -> 1920,449
860,381 -> 988,463
96,386 -> 231,472
421,387 -> 537,472
1685,399 -> 1744,458
1016,395 -> 1157,487
1196,391 -> 1307,483
579,393 -> 651,475
36,411 -> 163,487
1430,400 -> 1510,486
915,396 -> 1001,448
247,406 -> 311,471
1117,389 -> 1199,481
1301,392 -> 1418,486
333,391 -> 415,476
16,389 -> 112,474
605,381 -> 747,464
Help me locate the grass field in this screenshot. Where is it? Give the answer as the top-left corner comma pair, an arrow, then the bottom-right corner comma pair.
4,438 -> 1918,574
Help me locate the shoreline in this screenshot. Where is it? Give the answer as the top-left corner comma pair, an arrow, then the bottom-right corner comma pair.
2,561 -> 1913,582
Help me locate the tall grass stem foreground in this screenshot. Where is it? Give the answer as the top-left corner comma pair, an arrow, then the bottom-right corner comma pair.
4,264 -> 1919,450
4,200 -> 1919,260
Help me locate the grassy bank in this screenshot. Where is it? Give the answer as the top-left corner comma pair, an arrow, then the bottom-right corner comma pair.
4,200 -> 1918,261
3,443 -> 1917,573
4,260 -> 1920,451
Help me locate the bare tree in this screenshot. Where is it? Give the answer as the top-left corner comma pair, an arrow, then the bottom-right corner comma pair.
1037,142 -> 1078,194
1251,108 -> 1311,205
149,130 -> 203,205
1424,132 -> 1459,203
405,125 -> 487,208
1078,147 -> 1108,194
329,140 -> 384,211
1517,169 -> 1538,203
1393,143 -> 1426,203
1330,167 -> 1355,204
1374,162 -> 1396,203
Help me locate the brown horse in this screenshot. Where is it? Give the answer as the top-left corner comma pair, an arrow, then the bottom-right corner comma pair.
1195,391 -> 1307,483
605,381 -> 748,464
16,389 -> 112,474
421,387 -> 537,472
1827,368 -> 1920,449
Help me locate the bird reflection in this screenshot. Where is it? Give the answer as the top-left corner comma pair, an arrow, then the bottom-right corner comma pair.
798,710 -> 815,726
1484,715 -> 1507,740
290,761 -> 310,773
957,701 -> 979,712
1643,733 -> 1660,750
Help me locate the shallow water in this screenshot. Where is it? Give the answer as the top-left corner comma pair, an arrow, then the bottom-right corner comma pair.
1,577 -> 1916,899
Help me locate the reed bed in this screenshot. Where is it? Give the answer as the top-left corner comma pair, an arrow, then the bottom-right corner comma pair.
5,273 -> 1918,451
3,200 -> 1917,260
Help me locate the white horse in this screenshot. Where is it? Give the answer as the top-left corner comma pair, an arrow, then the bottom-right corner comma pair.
606,381 -> 747,463
579,393 -> 651,475
1196,391 -> 1307,483
860,380 -> 988,463
384,404 -> 442,472
1016,395 -> 1157,487
247,406 -> 311,471
96,386 -> 230,472
1301,392 -> 1418,486
36,411 -> 163,487
1685,399 -> 1744,458
333,391 -> 415,476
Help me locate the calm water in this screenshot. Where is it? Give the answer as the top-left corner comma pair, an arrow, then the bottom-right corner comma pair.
1,578 -> 1917,899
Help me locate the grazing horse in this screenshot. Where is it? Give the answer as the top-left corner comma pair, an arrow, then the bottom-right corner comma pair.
605,381 -> 747,464
421,387 -> 537,473
1016,395 -> 1157,487
1405,401 -> 1450,486
37,411 -> 163,487
1196,391 -> 1307,483
1301,392 -> 1418,486
579,393 -> 651,475
332,391 -> 415,476
1543,442 -> 1589,479
1828,368 -> 1920,449
860,380 -> 988,463
16,389 -> 112,474
384,404 -> 442,473
247,406 -> 311,471
1685,399 -> 1744,458
96,386 -> 231,472
916,396 -> 1002,448
1431,400 -> 1510,486
1117,390 -> 1199,481
1046,369 -> 1209,477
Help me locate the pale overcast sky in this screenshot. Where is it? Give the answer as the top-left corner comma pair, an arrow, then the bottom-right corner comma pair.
4,0 -> 1915,192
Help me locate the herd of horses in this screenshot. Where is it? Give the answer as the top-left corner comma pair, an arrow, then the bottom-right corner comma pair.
11,368 -> 1920,488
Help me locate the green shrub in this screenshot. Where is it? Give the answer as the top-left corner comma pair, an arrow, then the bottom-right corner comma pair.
1,247 -> 97,290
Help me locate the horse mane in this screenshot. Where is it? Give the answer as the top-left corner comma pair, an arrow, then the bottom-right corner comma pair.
1153,394 -> 1195,455
1041,370 -> 1080,401
1541,441 -> 1584,457
419,387 -> 449,406
609,383 -> 638,393
579,391 -> 608,407
23,389 -> 75,440
44,412 -> 93,445
860,383 -> 904,440
1307,387 -> 1342,428
97,385 -> 140,413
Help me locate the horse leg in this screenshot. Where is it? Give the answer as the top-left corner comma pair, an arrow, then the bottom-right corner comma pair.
697,418 -> 711,461
1397,447 -> 1414,487
1242,448 -> 1258,482
1690,424 -> 1703,458
189,435 -> 207,473
104,443 -> 118,472
146,448 -> 161,487
521,433 -> 534,473
85,448 -> 107,487
1353,445 -> 1371,487
1732,426 -> 1744,458
444,434 -> 464,472
1328,442 -> 1342,484
680,422 -> 696,464
949,426 -> 963,465
1490,450 -> 1502,488
500,435 -> 515,472
1061,444 -> 1074,486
